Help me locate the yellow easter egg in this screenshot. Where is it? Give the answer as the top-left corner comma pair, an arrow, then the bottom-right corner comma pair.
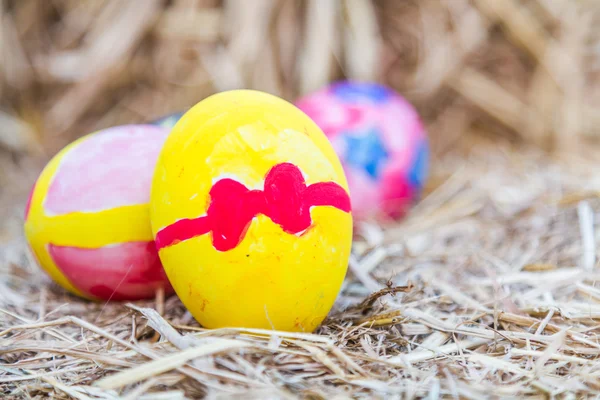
150,90 -> 353,332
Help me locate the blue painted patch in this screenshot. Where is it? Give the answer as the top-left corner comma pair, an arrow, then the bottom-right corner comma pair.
151,112 -> 184,129
331,81 -> 391,104
407,140 -> 429,188
343,128 -> 389,180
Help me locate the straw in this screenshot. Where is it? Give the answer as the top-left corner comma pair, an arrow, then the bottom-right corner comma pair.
2,0 -> 600,398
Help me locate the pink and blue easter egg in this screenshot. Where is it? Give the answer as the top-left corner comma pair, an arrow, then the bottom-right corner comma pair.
295,80 -> 429,219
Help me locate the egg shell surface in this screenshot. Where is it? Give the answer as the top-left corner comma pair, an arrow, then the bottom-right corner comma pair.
295,80 -> 429,219
150,90 -> 353,332
24,125 -> 174,301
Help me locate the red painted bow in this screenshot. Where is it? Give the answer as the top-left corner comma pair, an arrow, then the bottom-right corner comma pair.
155,163 -> 351,252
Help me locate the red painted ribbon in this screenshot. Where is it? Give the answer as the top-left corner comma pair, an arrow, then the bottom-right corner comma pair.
155,163 -> 351,252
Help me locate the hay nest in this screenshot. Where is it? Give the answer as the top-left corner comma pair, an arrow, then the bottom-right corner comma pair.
3,0 -> 600,398
4,137 -> 600,398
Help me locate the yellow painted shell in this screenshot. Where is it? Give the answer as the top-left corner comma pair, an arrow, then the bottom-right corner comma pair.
150,90 -> 353,332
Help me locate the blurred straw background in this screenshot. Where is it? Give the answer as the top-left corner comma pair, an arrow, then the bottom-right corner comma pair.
2,0 -> 600,156
5,1 -> 600,398
2,0 -> 600,215
4,0 -> 599,207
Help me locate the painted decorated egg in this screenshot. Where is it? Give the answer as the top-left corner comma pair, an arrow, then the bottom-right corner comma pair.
295,80 -> 429,219
151,112 -> 184,130
150,90 -> 353,332
24,125 -> 175,301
